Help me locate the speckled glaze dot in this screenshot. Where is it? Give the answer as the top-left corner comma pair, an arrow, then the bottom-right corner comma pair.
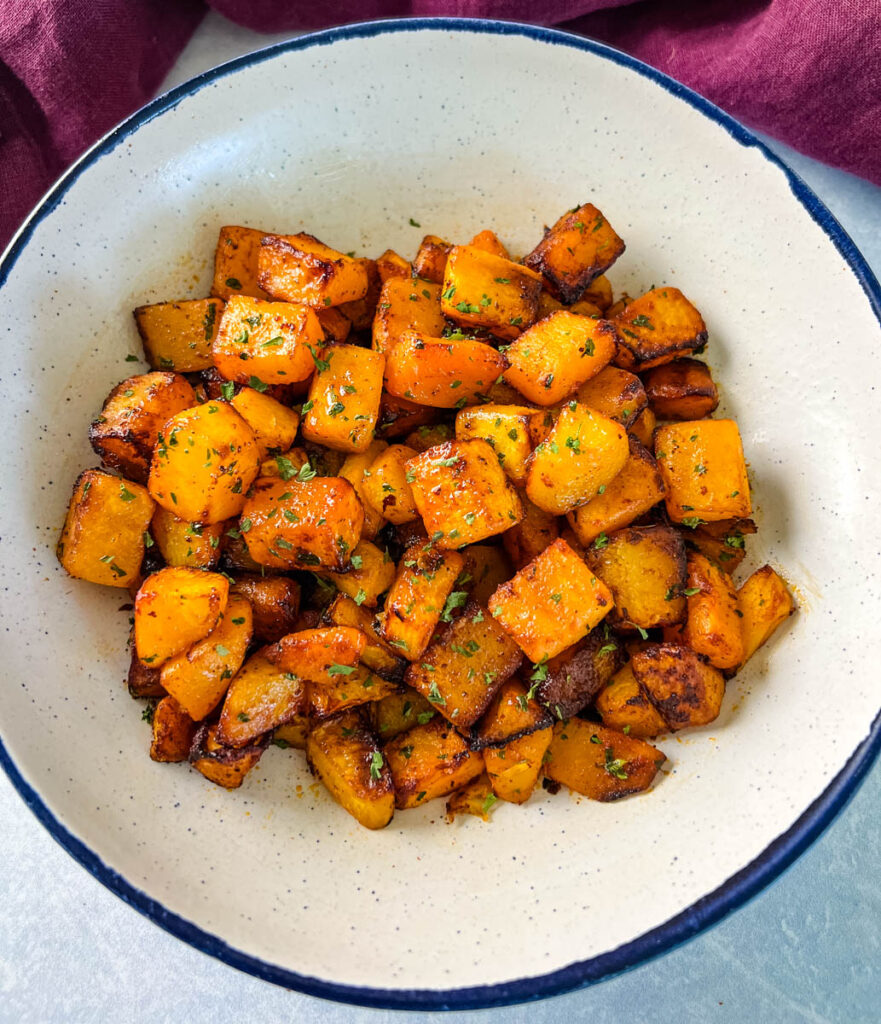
0,20 -> 880,1010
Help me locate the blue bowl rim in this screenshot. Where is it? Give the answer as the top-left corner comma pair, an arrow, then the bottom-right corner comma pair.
1,16 -> 880,1012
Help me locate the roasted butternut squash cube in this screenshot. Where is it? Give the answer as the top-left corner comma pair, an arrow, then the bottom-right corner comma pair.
654,419 -> 752,524
380,544 -> 465,660
325,539 -> 396,607
371,277 -> 446,355
325,594 -> 407,682
483,726 -> 553,804
472,678 -> 552,749
267,626 -> 366,685
376,248 -> 412,283
150,507 -> 224,569
301,344 -> 385,453
134,298 -> 223,372
212,294 -> 321,385
605,294 -> 632,320
613,287 -> 707,371
160,594 -> 252,720
574,365 -> 647,428
211,225 -> 272,301
360,443 -> 420,525
544,720 -> 665,801
230,574 -> 300,642
642,358 -> 719,420
306,711 -> 395,829
316,305 -> 352,343
738,565 -> 794,664
631,642 -> 725,730
134,566 -> 229,666
339,440 -> 389,540
190,722 -> 267,789
148,401 -> 260,524
525,403 -> 628,515
309,666 -> 400,720
504,313 -> 617,406
273,718 -> 310,750
488,537 -> 613,662
502,495 -> 559,570
413,234 -> 452,284
535,630 -> 624,719
128,647 -> 165,698
337,258 -> 382,331
406,439 -> 523,548
57,469 -> 154,589
629,406 -> 656,448
406,601 -> 523,727
384,331 -> 508,408
241,476 -> 363,571
595,663 -> 667,738
681,552 -> 743,669
384,717 -> 484,809
581,274 -> 613,312
89,372 -> 197,483
524,204 -> 625,304
370,688 -> 436,741
688,517 -> 757,571
446,772 -> 497,821
586,525 -> 687,630
460,544 -> 514,607
149,695 -> 197,763
216,647 -> 307,748
441,245 -> 543,340
257,232 -> 369,308
375,392 -> 442,438
230,387 -> 300,457
405,423 -> 455,453
469,229 -> 509,258
454,404 -> 534,485
567,437 -> 665,546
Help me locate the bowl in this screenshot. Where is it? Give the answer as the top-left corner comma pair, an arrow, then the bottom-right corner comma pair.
1,18 -> 880,1011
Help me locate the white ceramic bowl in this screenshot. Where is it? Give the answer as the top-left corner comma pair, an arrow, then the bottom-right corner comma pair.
1,19 -> 880,1011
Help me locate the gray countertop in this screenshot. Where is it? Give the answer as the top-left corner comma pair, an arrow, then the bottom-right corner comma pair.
2,14 -> 880,1023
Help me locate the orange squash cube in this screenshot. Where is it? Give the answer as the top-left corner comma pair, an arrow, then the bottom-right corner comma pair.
315,306 -> 352,343
483,726 -> 553,804
150,507 -> 224,569
454,404 -> 535,485
134,567 -> 229,667
469,229 -> 510,259
134,298 -> 223,372
376,248 -> 412,283
211,225 -> 271,301
339,440 -> 389,539
216,646 -> 307,748
267,626 -> 366,685
384,717 -> 484,809
360,443 -> 420,525
324,539 -> 396,607
149,696 -> 197,763
738,565 -> 794,663
230,387 -> 300,457
413,234 -> 452,284
613,287 -> 707,370
502,495 -> 559,570
642,358 -> 719,420
596,663 -> 667,738
472,677 -> 553,749
189,722 -> 267,789
301,344 -> 385,453
681,552 -> 744,669
257,232 -> 369,308
384,331 -> 508,408
574,365 -> 647,428
631,642 -> 725,730
229,574 -> 300,643
371,278 -> 446,355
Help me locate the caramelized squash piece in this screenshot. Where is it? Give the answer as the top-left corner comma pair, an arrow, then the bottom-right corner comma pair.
190,722 -> 267,789
128,647 -> 165,698
301,344 -> 385,453
375,392 -> 442,438
149,696 -> 197,763
134,567 -> 229,667
575,365 -> 647,428
325,594 -> 407,682
681,552 -> 744,669
454,404 -> 535,485
360,443 -> 420,525
376,248 -> 412,283
230,574 -> 300,643
211,225 -> 271,301
384,331 -> 508,408
484,727 -> 553,804
472,677 -> 552,749
613,287 -> 707,371
631,642 -> 725,730
339,440 -> 389,539
371,277 -> 446,355
460,544 -> 514,607
230,387 -> 300,458
150,507 -> 225,569
337,258 -> 381,330
595,663 -> 667,738
308,666 -> 400,720
324,538 -> 395,608
134,298 -> 223,373
688,517 -> 757,571
446,773 -> 498,821
216,647 -> 307,747
258,232 -> 369,308
469,229 -> 510,259
629,406 -> 656,448
642,358 -> 719,420
738,565 -> 794,664
413,234 -> 452,284
535,630 -> 623,719
267,626 -> 366,685
384,717 -> 484,809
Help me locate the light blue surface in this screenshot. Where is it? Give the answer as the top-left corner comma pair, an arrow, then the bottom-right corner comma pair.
1,17 -> 879,1022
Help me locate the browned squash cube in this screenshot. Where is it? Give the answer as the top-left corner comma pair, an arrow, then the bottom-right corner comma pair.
574,365 -> 647,428
631,642 -> 725,730
258,232 -> 369,308
360,443 -> 420,525
337,258 -> 382,331
460,544 -> 514,607
89,371 -> 197,483
325,594 -> 407,682
339,440 -> 389,539
230,574 -> 300,642
524,204 -> 625,304
371,277 -> 446,355
567,437 -> 665,546
406,601 -> 523,727
483,726 -> 553,804
469,229 -> 510,259
148,402 -> 261,524
384,331 -> 508,408
241,476 -> 363,571
230,387 -> 300,457
150,507 -> 225,569
405,423 -> 455,453
273,718 -> 310,750
688,517 -> 757,571
406,439 -> 524,548
446,773 -> 497,821
488,538 -> 613,663
316,306 -> 352,343
441,245 -> 543,340
57,469 -> 154,589
384,717 -> 484,809
454,404 -> 534,485
504,313 -> 617,406
581,273 -> 613,312
190,722 -> 267,789
629,406 -> 656,448
267,626 -> 366,685
134,298 -> 223,372
413,234 -> 452,283
128,647 -> 165,698
211,294 -> 322,385
211,225 -> 272,301
376,248 -> 412,283
502,495 -> 559,570
472,677 -> 552,749
544,720 -> 665,801
585,524 -> 687,631
375,392 -> 442,439
306,711 -> 395,829
681,552 -> 744,669
654,419 -> 752,524
149,696 -> 197,763
525,402 -> 629,515
738,565 -> 794,664
216,647 -> 307,748
534,630 -> 623,719
613,287 -> 708,371
642,358 -> 719,420
370,688 -> 437,742
595,663 -> 667,738
309,666 -> 400,720
324,539 -> 396,608
301,344 -> 385,453
381,544 -> 465,660
134,566 -> 229,666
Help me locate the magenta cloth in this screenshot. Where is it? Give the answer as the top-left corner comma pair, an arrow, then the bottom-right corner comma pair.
2,1 -> 880,251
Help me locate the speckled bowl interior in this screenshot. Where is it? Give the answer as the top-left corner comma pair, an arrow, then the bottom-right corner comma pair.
1,20 -> 880,1010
